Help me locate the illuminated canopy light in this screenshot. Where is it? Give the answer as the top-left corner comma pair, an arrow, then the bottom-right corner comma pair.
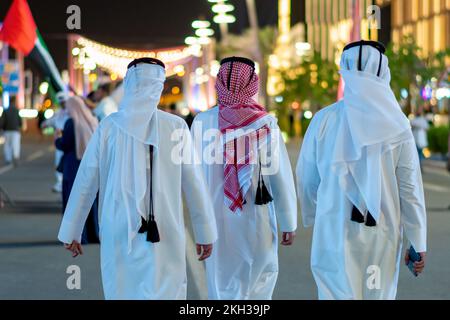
304,111 -> 313,119
295,42 -> 311,51
180,107 -> 190,117
212,3 -> 234,14
195,28 -> 214,37
197,37 -> 212,45
187,44 -> 203,57
44,109 -> 55,119
195,67 -> 204,76
173,65 -> 185,74
208,0 -> 226,3
213,14 -> 236,24
39,82 -> 49,95
192,20 -> 211,29
76,36 -> 193,78
84,58 -> 97,71
185,36 -> 199,45
210,60 -> 220,76
19,109 -> 39,118
71,47 -> 81,56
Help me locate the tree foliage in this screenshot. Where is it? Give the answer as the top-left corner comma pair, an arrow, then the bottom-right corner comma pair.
279,52 -> 340,111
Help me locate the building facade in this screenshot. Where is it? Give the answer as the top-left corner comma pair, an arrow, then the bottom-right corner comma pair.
305,0 -> 450,61
378,0 -> 450,57
305,0 -> 378,63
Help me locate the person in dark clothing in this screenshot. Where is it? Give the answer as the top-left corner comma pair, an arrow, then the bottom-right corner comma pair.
0,96 -> 22,166
184,111 -> 195,128
55,96 -> 100,244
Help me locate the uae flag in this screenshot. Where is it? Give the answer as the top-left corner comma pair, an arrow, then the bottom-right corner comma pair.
0,0 -> 65,93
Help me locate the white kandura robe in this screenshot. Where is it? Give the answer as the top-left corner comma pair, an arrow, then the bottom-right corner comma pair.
192,107 -> 297,300
297,101 -> 427,300
58,110 -> 218,299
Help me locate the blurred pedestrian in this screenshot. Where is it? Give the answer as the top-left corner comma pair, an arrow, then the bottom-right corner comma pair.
55,96 -> 99,244
83,91 -> 98,110
93,84 -> 118,121
297,41 -> 427,300
192,56 -> 297,300
42,92 -> 70,192
411,109 -> 430,167
58,58 -> 217,299
0,96 -> 22,166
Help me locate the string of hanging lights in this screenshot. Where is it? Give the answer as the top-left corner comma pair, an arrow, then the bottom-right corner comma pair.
72,36 -> 194,78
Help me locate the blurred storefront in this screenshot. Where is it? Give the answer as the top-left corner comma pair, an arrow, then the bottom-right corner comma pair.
305,0 -> 378,63
377,0 -> 450,57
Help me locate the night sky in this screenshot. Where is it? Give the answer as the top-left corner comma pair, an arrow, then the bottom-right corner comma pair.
0,0 -> 305,69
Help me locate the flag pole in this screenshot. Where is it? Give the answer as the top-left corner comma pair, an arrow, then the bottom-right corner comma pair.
17,50 -> 25,109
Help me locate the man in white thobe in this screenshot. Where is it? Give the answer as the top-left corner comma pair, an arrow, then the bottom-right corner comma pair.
58,58 -> 217,300
93,84 -> 118,121
297,41 -> 427,300
192,57 -> 297,300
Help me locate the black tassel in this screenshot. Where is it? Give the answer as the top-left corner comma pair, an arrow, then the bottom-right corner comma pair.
260,180 -> 273,204
255,153 -> 273,206
138,217 -> 147,233
140,145 -> 161,243
351,206 -> 365,223
146,219 -> 160,243
365,212 -> 377,227
255,182 -> 264,205
255,170 -> 273,205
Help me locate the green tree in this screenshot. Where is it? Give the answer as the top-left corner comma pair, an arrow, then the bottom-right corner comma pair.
279,52 -> 339,110
386,35 -> 450,114
276,52 -> 339,135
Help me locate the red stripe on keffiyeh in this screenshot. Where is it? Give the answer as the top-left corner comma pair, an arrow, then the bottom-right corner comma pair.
216,60 -> 270,213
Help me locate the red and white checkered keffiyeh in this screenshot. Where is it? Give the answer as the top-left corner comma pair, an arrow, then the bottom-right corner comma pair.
217,59 -> 271,213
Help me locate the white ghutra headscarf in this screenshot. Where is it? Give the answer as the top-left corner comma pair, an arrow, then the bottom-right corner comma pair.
332,44 -> 412,224
109,62 -> 165,252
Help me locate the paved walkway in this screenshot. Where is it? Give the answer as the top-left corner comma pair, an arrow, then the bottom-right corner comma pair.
0,137 -> 449,299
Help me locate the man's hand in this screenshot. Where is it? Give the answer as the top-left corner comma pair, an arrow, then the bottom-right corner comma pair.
404,249 -> 426,275
281,232 -> 296,246
64,240 -> 83,258
196,244 -> 213,261
55,129 -> 63,138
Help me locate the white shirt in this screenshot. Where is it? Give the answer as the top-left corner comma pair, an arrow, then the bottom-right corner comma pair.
93,96 -> 118,121
411,116 -> 430,148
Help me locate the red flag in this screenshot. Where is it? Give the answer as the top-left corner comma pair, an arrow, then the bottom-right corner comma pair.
0,0 -> 37,55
